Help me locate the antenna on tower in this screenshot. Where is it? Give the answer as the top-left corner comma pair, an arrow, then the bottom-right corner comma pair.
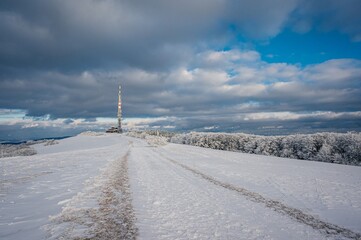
117,84 -> 123,133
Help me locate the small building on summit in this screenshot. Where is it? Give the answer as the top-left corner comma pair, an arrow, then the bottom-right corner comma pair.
106,126 -> 119,133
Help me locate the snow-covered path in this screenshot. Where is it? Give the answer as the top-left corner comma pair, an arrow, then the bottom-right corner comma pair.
129,138 -> 361,240
1,134 -> 361,239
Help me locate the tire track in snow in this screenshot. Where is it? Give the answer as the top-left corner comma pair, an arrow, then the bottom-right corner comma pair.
45,147 -> 138,240
161,153 -> 361,240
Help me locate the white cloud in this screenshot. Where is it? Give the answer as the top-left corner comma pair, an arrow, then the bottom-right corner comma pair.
304,59 -> 361,83
21,123 -> 39,128
243,111 -> 361,121
123,117 -> 173,130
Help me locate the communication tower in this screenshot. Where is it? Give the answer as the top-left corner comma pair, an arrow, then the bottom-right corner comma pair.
117,84 -> 122,133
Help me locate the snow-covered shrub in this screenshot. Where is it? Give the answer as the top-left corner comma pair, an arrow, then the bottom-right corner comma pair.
170,132 -> 361,166
44,139 -> 59,146
78,131 -> 106,136
128,130 -> 361,165
126,131 -> 148,139
145,136 -> 168,146
0,144 -> 37,158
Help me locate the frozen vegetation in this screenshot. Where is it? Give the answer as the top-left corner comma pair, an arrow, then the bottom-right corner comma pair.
129,131 -> 361,166
0,139 -> 64,158
0,143 -> 36,158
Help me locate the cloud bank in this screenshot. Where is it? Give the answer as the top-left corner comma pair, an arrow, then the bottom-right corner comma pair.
1,0 -> 361,139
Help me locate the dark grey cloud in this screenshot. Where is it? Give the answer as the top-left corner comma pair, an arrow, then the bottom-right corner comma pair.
63,119 -> 74,125
290,0 -> 361,41
1,0 -> 361,72
0,0 -> 223,71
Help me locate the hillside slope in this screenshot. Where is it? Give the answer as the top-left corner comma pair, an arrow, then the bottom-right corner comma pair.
1,134 -> 360,239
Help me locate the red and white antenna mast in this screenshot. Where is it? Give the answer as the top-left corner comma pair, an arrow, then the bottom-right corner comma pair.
117,84 -> 123,133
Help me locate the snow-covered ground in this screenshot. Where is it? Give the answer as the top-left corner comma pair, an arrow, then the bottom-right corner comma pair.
1,134 -> 361,239
1,134 -> 130,239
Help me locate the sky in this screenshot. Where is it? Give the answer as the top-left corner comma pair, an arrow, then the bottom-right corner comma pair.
1,0 -> 361,141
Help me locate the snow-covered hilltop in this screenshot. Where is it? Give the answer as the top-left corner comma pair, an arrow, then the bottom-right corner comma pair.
1,133 -> 361,239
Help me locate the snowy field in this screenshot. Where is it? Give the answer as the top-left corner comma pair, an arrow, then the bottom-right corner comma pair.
1,134 -> 361,239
